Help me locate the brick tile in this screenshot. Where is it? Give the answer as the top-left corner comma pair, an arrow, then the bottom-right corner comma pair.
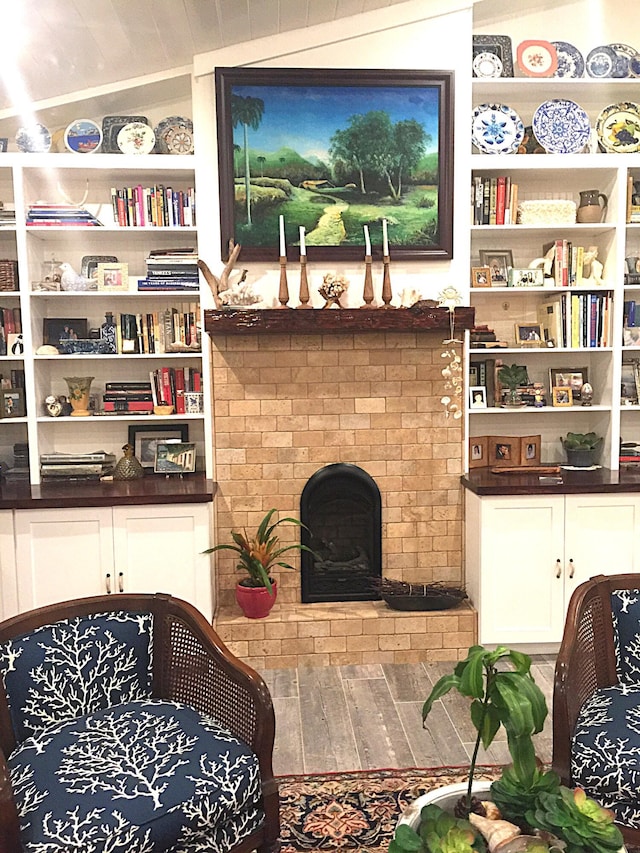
314,636 -> 347,653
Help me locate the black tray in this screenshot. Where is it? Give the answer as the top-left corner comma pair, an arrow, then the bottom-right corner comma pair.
382,593 -> 464,611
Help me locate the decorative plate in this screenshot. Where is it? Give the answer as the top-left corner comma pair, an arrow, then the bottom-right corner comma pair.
609,43 -> 636,78
16,123 -> 51,153
551,41 -> 585,78
472,34 -> 514,77
472,52 -> 503,79
630,54 -> 640,77
101,115 -> 149,154
596,102 -> 640,153
116,122 -> 156,155
516,40 -> 558,77
153,115 -> 194,154
471,103 -> 525,154
63,119 -> 102,154
586,44 -> 618,77
532,99 -> 591,154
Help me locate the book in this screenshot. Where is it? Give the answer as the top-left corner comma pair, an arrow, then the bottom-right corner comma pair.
495,176 -> 506,225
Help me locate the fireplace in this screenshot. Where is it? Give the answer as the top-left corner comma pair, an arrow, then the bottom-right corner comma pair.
300,463 -> 381,603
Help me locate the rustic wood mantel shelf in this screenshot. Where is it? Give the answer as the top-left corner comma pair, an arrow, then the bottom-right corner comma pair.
204,302 -> 475,335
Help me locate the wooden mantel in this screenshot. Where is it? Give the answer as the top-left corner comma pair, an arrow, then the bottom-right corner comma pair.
204,301 -> 475,335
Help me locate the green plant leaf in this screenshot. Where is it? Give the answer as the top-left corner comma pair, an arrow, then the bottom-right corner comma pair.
458,648 -> 485,698
422,674 -> 461,721
393,823 -> 425,851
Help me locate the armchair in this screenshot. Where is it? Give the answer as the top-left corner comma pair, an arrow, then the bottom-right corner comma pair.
553,572 -> 640,847
0,593 -> 280,853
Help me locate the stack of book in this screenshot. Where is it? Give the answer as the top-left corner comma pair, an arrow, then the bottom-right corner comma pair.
471,175 -> 518,225
103,382 -> 154,414
620,441 -> 640,466
5,442 -> 29,480
0,204 -> 16,227
542,239 -> 586,287
110,185 -> 196,227
40,450 -> 116,481
538,292 -> 612,348
115,306 -> 200,354
26,204 -> 103,227
138,248 -> 199,292
470,324 -> 507,348
150,366 -> 202,414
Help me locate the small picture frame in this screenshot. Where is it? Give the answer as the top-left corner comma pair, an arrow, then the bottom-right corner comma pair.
97,262 -> 129,292
0,387 -> 25,418
515,323 -> 544,346
520,434 -> 541,466
469,385 -> 487,409
154,441 -> 197,475
469,436 -> 488,469
490,435 -> 520,467
507,268 -> 544,288
552,386 -> 573,407
0,139 -> 8,153
548,367 -> 588,401
128,424 -> 189,470
43,317 -> 89,348
478,250 -> 514,285
621,363 -> 639,403
471,266 -> 491,288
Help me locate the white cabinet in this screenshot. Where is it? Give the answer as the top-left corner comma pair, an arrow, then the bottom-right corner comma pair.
465,491 -> 640,647
11,503 -> 212,619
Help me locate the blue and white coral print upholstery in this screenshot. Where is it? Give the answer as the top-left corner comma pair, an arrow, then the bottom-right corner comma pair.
571,589 -> 640,828
0,612 -> 264,852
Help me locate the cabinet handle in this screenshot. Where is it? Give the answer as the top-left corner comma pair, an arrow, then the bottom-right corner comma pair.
106,573 -> 112,594
556,559 -> 562,578
118,572 -> 124,593
569,559 -> 575,578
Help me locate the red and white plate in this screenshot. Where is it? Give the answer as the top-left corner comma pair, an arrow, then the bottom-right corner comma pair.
517,40 -> 558,77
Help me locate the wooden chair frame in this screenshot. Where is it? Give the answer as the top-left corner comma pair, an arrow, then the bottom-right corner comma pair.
0,592 -> 280,853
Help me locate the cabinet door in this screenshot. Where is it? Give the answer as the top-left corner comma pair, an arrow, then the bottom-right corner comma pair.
0,511 -> 17,619
564,494 -> 640,607
14,508 -> 114,610
473,495 -> 566,645
112,504 -> 212,620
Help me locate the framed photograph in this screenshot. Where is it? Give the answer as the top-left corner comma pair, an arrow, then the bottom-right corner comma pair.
0,387 -> 24,418
469,436 -> 488,469
621,363 -> 639,403
215,66 -> 454,262
507,268 -> 544,288
478,250 -> 514,285
97,262 -> 129,292
469,385 -> 487,409
81,254 -> 118,280
548,367 -> 588,401
154,442 -> 197,475
471,266 -> 491,288
42,317 -> 89,348
520,434 -> 541,467
514,323 -> 544,345
128,424 -> 189,470
552,386 -> 573,407
489,435 -> 520,468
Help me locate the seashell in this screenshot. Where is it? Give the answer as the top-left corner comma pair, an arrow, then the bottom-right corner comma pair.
480,801 -> 503,820
469,813 -> 521,853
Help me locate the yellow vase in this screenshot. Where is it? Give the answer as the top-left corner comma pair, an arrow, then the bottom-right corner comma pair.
64,376 -> 94,417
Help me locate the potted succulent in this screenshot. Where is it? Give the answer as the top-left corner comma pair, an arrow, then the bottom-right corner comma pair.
391,644 -> 623,853
561,432 -> 603,468
204,508 -> 313,618
498,364 -> 529,407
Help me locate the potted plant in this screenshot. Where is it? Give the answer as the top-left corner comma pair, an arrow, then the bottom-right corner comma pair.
560,432 -> 603,467
204,508 -> 313,618
391,644 -> 623,853
498,364 -> 529,407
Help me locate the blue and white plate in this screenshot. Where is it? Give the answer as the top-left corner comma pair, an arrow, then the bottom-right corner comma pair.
630,54 -> 640,77
16,123 -> 51,153
471,103 -> 524,154
532,99 -> 591,154
551,41 -> 585,78
609,43 -> 637,78
586,44 -> 618,77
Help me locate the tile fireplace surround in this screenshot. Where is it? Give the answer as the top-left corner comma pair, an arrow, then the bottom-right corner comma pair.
205,306 -> 477,669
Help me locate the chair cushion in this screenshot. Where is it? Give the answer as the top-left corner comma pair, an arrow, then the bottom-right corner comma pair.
611,588 -> 640,684
8,698 -> 264,852
0,611 -> 154,743
571,684 -> 640,827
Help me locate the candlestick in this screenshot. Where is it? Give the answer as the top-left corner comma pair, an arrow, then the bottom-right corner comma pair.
298,256 -> 311,308
382,218 -> 389,256
363,255 -> 374,306
279,215 -> 286,257
299,225 -> 306,256
363,224 -> 371,257
278,256 -> 289,308
381,255 -> 393,308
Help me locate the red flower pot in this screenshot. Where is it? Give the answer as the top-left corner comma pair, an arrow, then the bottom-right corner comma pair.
235,580 -> 277,619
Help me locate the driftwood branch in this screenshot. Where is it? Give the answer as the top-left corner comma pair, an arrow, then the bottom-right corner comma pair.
198,239 -> 242,309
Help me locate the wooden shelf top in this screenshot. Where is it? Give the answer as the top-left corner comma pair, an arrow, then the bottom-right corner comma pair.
204,302 -> 475,335
462,467 -> 640,497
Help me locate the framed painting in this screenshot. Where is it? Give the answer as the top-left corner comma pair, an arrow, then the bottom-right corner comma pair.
128,423 -> 189,470
215,67 -> 454,262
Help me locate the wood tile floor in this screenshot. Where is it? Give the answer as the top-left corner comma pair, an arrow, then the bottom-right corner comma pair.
260,655 -> 556,776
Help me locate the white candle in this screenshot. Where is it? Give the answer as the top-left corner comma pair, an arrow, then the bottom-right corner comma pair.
299,225 -> 306,256
279,215 -> 286,256
363,224 -> 371,256
382,218 -> 389,256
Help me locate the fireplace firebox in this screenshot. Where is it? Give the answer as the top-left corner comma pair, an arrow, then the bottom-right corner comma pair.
300,463 -> 382,603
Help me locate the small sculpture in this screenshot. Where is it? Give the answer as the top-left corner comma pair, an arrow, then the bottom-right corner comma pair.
581,382 -> 594,406
582,246 -> 605,285
319,273 -> 348,308
44,395 -> 63,417
59,262 -> 97,292
198,240 -> 243,309
113,443 -> 144,480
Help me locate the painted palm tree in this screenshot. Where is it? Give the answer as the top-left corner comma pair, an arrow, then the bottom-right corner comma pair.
231,93 -> 265,225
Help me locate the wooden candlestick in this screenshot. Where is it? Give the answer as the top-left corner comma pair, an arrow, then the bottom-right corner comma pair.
298,256 -> 312,308
381,255 -> 393,308
278,256 -> 290,308
362,255 -> 374,306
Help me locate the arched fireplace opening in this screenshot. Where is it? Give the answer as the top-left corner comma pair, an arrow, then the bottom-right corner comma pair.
300,463 -> 382,603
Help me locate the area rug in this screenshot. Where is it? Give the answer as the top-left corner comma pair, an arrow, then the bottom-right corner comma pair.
278,764 -> 500,852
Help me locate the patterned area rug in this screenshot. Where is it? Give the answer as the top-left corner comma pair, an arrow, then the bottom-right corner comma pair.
278,765 -> 500,852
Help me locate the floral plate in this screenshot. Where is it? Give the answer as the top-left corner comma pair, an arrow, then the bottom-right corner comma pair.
471,103 -> 524,154
596,102 -> 640,153
154,116 -> 194,155
472,52 -> 503,78
551,41 -> 585,78
117,122 -> 156,155
532,99 -> 591,154
517,40 -> 558,77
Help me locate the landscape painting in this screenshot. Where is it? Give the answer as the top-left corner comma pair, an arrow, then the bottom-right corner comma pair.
215,67 -> 453,262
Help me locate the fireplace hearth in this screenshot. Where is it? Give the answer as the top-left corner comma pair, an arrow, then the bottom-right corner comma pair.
300,463 -> 381,603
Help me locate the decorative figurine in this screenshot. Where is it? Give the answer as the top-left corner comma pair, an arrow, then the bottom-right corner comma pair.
113,443 -> 144,480
581,382 -> 594,406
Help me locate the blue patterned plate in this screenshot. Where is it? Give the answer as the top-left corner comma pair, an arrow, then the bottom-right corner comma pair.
551,41 -> 585,78
532,99 -> 591,154
471,103 -> 524,154
586,44 -> 618,77
596,102 -> 640,153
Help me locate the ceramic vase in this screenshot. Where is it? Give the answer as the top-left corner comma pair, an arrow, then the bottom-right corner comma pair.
236,580 -> 277,618
64,376 -> 94,417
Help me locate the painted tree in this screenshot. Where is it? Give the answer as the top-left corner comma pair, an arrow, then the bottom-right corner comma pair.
257,155 -> 266,177
389,118 -> 429,198
231,93 -> 265,225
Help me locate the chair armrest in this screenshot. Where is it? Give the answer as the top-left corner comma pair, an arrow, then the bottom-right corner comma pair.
0,749 -> 20,853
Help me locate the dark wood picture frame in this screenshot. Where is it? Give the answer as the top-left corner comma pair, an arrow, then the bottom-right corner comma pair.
215,66 -> 454,262
0,387 -> 25,418
548,366 -> 588,401
478,249 -> 514,284
128,423 -> 189,470
42,318 -> 89,348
